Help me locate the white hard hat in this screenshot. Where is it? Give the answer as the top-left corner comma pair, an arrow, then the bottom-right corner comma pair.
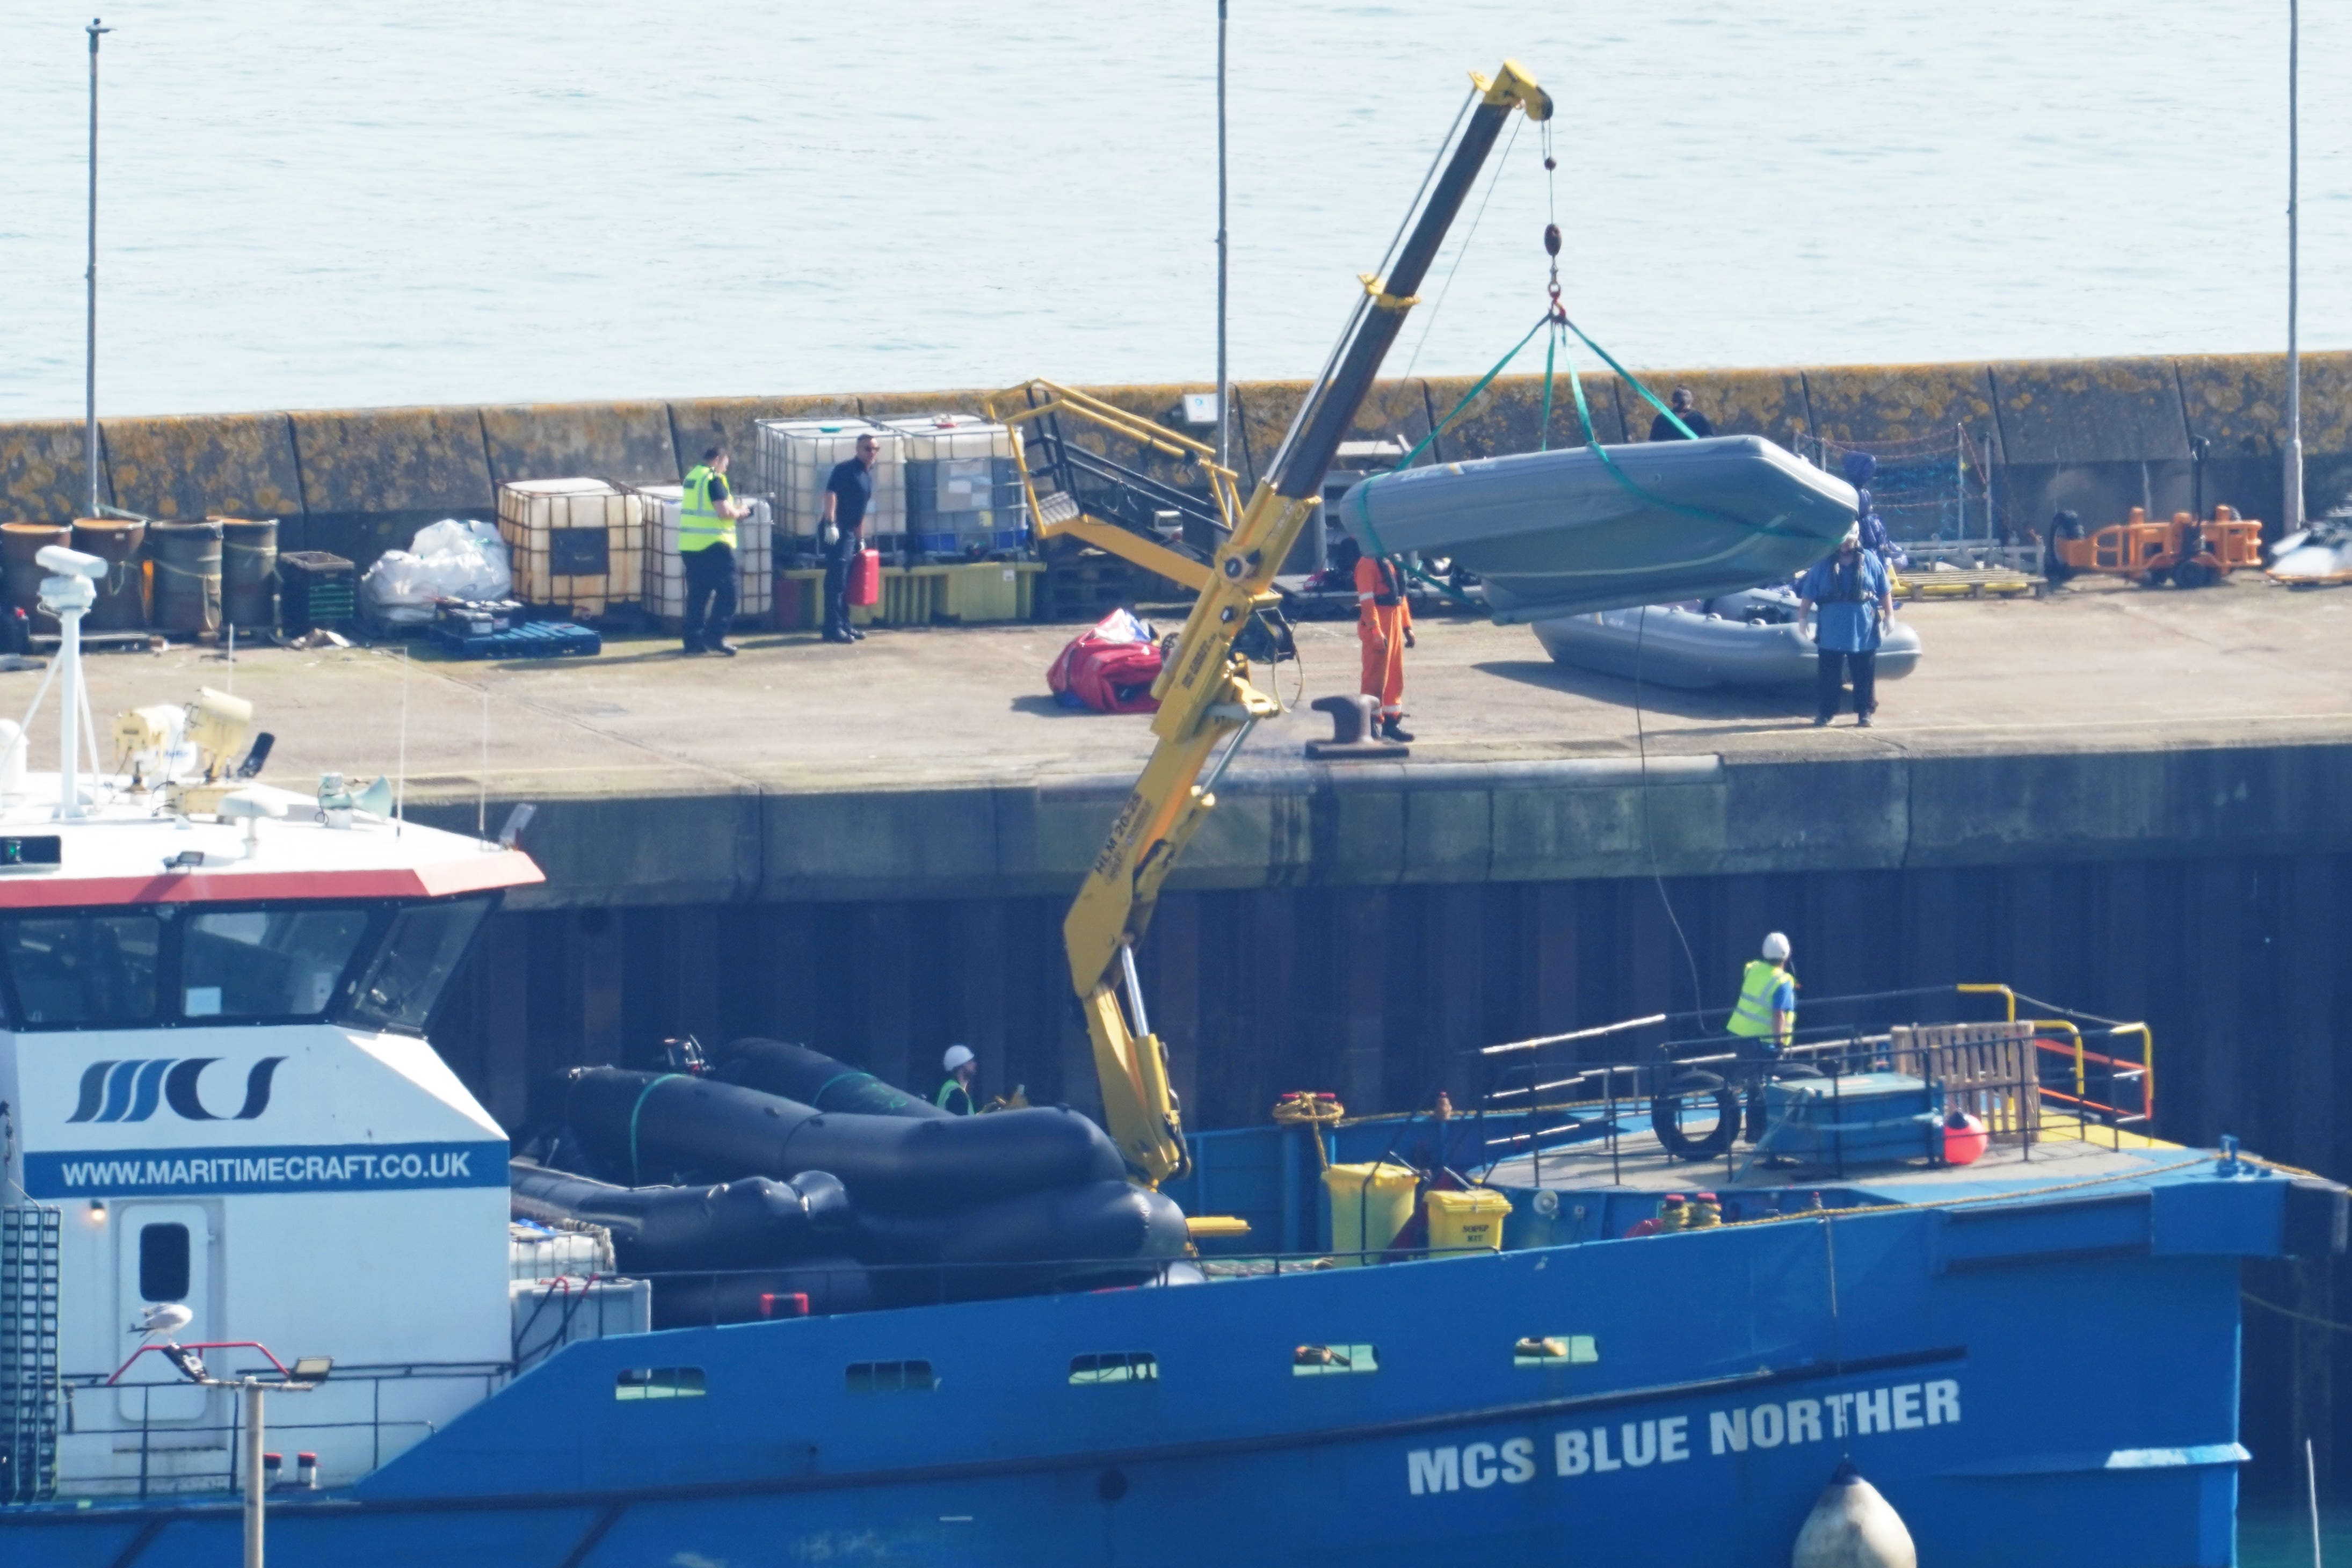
1761,932 -> 1791,962
942,1043 -> 975,1073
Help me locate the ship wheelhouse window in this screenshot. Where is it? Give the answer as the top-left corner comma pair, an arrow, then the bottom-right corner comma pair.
182,908 -> 372,1021
0,913 -> 160,1026
337,896 -> 491,1035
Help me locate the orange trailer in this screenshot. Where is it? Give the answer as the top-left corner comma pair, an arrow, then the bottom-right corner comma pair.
2047,505 -> 2262,588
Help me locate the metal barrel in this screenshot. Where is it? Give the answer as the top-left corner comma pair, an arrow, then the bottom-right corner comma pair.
219,517 -> 278,629
150,519 -> 223,635
1,523 -> 70,624
70,517 -> 146,629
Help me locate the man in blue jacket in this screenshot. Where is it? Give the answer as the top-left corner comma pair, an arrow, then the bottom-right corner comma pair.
1797,527 -> 1894,727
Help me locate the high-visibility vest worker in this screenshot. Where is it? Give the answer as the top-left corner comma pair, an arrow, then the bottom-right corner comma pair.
936,1043 -> 977,1116
1728,932 -> 1796,1047
679,463 -> 737,554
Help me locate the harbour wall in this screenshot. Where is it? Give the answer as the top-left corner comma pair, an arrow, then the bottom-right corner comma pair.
6,351 -> 2351,567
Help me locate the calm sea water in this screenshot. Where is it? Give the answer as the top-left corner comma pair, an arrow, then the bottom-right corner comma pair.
0,3 -> 2346,420
2241,1493 -> 2345,1567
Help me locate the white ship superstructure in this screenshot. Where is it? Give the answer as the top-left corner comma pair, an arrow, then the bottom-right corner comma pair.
0,545 -> 540,1497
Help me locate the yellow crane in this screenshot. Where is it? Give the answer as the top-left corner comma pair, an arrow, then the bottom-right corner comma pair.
1061,61 -> 1554,1184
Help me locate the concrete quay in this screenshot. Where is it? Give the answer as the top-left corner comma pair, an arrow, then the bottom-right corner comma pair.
40,572 -> 2352,911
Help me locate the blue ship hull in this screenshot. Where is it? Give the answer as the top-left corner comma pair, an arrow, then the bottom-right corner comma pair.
8,1160 -> 2296,1567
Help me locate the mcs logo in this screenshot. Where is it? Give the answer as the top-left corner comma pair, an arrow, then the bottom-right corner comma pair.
68,1058 -> 287,1124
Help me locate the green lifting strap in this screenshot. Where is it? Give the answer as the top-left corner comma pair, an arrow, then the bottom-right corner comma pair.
1355,309 -> 1556,608
629,1073 -> 684,1186
1549,324 -> 1802,542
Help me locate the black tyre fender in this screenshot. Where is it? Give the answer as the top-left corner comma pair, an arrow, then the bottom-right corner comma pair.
1651,1071 -> 1742,1161
2173,558 -> 2217,590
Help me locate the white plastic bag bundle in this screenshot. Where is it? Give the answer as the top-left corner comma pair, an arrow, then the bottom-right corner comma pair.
361,519 -> 513,624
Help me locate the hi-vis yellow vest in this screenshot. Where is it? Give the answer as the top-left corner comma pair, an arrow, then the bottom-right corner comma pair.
1728,959 -> 1791,1042
679,464 -> 735,553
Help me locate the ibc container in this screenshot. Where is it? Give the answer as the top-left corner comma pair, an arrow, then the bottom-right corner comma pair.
752,419 -> 903,546
884,415 -> 1027,558
638,483 -> 773,627
497,478 -> 644,619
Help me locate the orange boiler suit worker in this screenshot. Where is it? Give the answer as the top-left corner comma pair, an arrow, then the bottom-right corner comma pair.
1354,552 -> 1413,743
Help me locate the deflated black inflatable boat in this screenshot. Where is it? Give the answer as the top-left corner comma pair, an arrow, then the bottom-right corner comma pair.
523,1054 -> 1187,1317
562,1066 -> 1126,1210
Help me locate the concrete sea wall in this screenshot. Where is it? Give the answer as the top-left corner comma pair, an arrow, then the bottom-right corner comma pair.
5,351 -> 2348,568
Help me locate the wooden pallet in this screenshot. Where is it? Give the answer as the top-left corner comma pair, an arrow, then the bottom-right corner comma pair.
1893,569 -> 2043,600
1042,554 -> 1137,622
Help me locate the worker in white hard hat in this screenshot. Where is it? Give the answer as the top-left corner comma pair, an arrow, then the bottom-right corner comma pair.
1729,933 -> 1796,1050
1726,933 -> 1798,1144
935,1044 -> 978,1116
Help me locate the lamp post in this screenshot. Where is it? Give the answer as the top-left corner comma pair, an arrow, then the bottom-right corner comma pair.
84,17 -> 112,519
113,1340 -> 329,1568
2285,0 -> 2304,534
1215,0 -> 1229,474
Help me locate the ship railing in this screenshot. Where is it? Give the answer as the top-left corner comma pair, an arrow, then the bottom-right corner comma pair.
1452,982 -> 2156,1187
621,1247 -> 1503,1330
58,1360 -> 507,1502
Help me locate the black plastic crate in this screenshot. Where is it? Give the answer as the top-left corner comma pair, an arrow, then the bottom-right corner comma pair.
280,551 -> 356,635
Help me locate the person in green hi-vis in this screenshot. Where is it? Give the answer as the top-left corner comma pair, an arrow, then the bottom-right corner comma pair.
936,1043 -> 977,1116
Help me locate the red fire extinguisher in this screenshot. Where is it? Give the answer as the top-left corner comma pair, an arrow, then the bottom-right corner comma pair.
848,547 -> 881,608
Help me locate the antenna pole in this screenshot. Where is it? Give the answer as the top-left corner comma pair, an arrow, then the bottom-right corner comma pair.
84,17 -> 111,518
1215,0 -> 1230,475
2285,0 -> 2305,534
395,648 -> 408,835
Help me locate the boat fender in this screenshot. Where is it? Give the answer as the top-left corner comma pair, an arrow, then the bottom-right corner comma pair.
1790,1460 -> 1916,1568
1650,1071 -> 1741,1162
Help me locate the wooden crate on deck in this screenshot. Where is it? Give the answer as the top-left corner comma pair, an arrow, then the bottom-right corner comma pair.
497,479 -> 644,620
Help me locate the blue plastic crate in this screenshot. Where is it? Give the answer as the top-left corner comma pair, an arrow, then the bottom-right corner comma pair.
429,619 -> 601,660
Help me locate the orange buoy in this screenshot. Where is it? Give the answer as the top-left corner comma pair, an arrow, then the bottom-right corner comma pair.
1943,1111 -> 1988,1166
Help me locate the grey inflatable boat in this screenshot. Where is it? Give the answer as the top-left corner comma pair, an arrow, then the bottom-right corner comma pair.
1339,435 -> 1857,623
1531,586 -> 1923,690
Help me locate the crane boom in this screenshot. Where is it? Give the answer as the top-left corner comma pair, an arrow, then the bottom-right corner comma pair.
1065,61 -> 1554,1184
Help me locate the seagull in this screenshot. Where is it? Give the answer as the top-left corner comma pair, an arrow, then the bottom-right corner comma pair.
130,1302 -> 193,1339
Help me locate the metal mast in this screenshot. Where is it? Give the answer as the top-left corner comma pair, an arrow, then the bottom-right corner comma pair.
85,17 -> 111,518
1215,0 -> 1230,473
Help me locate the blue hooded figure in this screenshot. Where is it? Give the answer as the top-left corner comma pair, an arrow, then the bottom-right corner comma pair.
1836,453 -> 1903,569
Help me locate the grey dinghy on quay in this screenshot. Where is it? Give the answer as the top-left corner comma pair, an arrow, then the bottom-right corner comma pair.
1339,435 -> 1859,622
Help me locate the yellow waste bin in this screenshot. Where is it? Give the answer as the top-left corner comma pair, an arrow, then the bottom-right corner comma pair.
1323,1162 -> 1419,1265
1425,1187 -> 1513,1254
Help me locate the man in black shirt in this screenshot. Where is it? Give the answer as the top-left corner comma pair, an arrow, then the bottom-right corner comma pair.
822,433 -> 880,643
1647,386 -> 1716,441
